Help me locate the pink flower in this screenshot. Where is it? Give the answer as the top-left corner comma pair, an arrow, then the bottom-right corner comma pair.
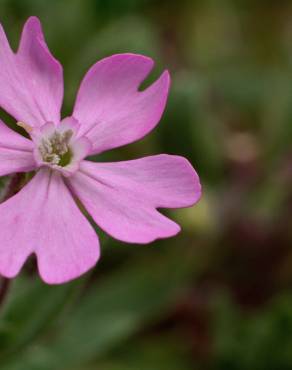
0,17 -> 201,284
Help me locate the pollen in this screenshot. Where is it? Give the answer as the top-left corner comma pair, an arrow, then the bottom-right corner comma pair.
39,129 -> 73,167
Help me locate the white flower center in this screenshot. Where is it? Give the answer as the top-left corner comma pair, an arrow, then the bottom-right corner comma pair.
39,129 -> 73,167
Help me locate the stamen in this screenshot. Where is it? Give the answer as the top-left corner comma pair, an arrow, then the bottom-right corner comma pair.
17,121 -> 33,134
39,129 -> 73,167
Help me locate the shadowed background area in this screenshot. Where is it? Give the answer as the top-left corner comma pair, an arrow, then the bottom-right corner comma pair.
0,0 -> 292,369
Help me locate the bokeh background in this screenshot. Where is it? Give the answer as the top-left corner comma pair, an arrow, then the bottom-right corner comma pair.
0,0 -> 292,369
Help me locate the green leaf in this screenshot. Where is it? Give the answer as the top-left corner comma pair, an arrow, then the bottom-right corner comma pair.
0,248 -> 200,370
0,274 -> 87,360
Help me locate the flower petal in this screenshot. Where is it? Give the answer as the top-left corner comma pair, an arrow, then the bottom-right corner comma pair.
0,169 -> 100,284
0,120 -> 35,176
72,53 -> 170,155
0,17 -> 63,127
68,155 -> 201,244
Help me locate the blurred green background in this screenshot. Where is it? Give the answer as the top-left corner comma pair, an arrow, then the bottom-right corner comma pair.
1,0 -> 292,369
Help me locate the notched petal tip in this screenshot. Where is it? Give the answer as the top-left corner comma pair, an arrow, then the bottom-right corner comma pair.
82,53 -> 156,90
19,16 -> 44,49
162,70 -> 171,93
180,156 -> 202,206
0,252 -> 33,281
0,22 -> 5,36
24,16 -> 42,31
138,68 -> 171,108
104,52 -> 155,67
0,16 -> 64,127
0,269 -> 18,280
18,15 -> 62,69
160,69 -> 171,85
131,216 -> 181,245
37,250 -> 101,285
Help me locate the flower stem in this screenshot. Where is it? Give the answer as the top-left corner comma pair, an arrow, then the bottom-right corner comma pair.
0,277 -> 10,309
